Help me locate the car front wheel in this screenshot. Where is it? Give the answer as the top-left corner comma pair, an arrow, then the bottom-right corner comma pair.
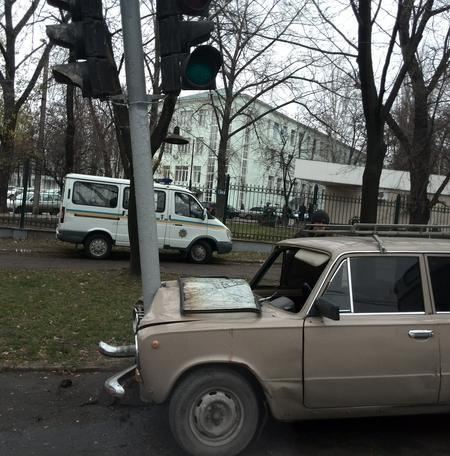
169,368 -> 260,456
84,234 -> 112,260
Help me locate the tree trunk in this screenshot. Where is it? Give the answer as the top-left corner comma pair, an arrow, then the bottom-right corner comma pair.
355,1 -> 386,223
360,128 -> 385,223
215,100 -> 233,220
64,85 -> 75,176
33,52 -> 49,215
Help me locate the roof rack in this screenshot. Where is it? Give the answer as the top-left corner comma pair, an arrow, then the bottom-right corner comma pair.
297,223 -> 450,239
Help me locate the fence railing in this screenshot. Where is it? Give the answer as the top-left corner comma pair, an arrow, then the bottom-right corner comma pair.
2,180 -> 450,244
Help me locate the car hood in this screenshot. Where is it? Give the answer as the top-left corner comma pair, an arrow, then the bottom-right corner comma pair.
138,278 -> 290,330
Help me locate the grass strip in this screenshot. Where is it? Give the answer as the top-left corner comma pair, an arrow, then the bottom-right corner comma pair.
0,270 -> 146,369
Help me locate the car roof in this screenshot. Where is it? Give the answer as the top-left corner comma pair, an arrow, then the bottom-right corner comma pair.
278,236 -> 450,256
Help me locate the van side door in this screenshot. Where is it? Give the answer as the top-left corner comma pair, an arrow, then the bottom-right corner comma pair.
116,186 -> 168,248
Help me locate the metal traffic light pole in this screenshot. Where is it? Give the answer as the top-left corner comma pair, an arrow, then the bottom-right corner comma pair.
119,0 -> 161,312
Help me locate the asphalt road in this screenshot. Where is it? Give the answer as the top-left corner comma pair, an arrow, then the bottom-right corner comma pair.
0,248 -> 262,279
1,247 -> 450,455
1,370 -> 450,456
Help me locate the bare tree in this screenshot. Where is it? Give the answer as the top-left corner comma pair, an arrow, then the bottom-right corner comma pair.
291,1 -> 449,222
385,1 -> 450,223
208,0 -> 307,219
0,0 -> 52,211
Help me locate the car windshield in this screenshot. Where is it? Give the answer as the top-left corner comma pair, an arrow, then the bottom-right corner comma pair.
251,247 -> 330,313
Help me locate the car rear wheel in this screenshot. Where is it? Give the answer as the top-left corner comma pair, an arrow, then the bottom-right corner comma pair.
169,368 -> 260,456
84,234 -> 112,260
188,241 -> 212,264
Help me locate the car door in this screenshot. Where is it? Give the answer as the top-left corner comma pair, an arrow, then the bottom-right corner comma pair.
166,191 -> 206,249
303,254 -> 440,408
426,255 -> 450,403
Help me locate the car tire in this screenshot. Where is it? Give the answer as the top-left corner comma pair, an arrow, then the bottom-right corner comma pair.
169,368 -> 260,456
84,234 -> 112,260
187,241 -> 212,264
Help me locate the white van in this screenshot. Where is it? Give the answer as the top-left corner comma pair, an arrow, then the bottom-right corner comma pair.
56,173 -> 232,263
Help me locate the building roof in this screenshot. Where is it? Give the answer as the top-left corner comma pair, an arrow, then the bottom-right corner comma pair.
294,159 -> 450,196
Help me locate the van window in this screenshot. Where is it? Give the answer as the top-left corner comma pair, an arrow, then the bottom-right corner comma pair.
73,181 -> 119,208
123,187 -> 130,209
155,190 -> 166,212
122,188 -> 165,212
175,192 -> 203,219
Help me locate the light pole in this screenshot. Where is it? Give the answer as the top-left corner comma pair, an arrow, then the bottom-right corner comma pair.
119,0 -> 160,313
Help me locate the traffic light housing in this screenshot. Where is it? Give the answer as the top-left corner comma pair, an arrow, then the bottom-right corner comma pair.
157,0 -> 223,93
46,0 -> 121,99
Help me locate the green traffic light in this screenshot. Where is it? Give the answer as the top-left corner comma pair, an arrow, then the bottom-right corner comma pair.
186,63 -> 215,85
182,45 -> 222,90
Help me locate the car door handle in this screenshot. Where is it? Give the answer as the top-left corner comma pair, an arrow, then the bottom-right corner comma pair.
408,329 -> 434,339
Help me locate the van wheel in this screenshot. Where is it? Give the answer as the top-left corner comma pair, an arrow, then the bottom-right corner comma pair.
169,368 -> 260,456
188,241 -> 212,264
84,234 -> 112,260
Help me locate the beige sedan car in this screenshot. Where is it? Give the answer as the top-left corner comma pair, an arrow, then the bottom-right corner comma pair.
100,228 -> 450,456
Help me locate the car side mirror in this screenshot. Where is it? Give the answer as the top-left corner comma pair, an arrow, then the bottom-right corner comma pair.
203,208 -> 208,220
312,297 -> 340,321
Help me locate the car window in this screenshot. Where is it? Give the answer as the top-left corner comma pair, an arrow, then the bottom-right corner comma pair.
321,260 -> 352,312
175,192 -> 203,219
350,256 -> 424,313
254,248 -> 329,291
321,256 -> 424,314
428,256 -> 450,312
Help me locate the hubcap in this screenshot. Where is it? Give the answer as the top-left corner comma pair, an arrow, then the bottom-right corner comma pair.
90,238 -> 107,257
191,390 -> 243,444
191,244 -> 206,262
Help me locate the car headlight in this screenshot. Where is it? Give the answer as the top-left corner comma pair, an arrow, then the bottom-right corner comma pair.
226,229 -> 232,241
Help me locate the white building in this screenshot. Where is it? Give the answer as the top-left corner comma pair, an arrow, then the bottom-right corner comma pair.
156,91 -> 357,207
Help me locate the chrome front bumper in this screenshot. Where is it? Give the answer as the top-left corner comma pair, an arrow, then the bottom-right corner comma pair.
104,364 -> 137,398
98,341 -> 136,358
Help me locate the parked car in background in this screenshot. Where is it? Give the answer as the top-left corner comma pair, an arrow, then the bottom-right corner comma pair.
240,205 -> 282,222
9,190 -> 60,215
101,224 -> 450,456
201,202 -> 239,219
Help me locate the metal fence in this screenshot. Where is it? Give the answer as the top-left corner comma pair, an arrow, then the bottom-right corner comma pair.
191,181 -> 450,243
2,179 -> 450,244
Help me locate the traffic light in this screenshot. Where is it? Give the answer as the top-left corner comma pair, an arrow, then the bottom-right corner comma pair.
157,0 -> 223,93
46,0 -> 121,99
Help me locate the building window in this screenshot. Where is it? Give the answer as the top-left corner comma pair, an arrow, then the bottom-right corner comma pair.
276,177 -> 282,190
290,129 -> 296,147
179,110 -> 192,127
193,166 -> 201,183
162,166 -> 170,178
175,165 -> 189,182
209,126 -> 218,151
198,109 -> 208,126
179,143 -> 189,154
195,137 -> 204,155
273,122 -> 280,140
